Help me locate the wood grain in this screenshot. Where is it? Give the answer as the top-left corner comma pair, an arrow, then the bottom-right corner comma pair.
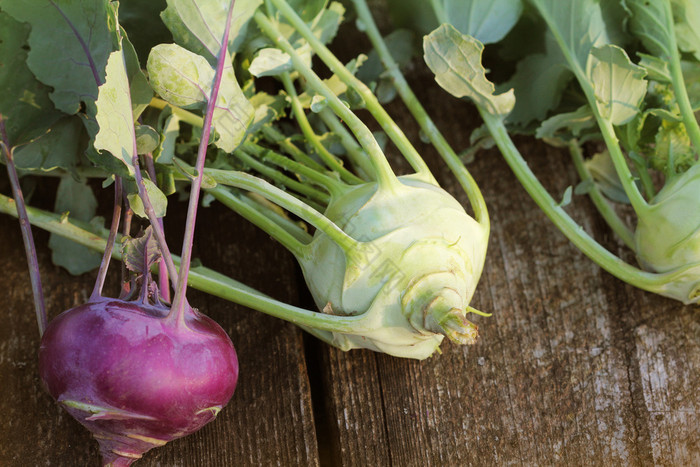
1,7 -> 699,465
312,68 -> 700,466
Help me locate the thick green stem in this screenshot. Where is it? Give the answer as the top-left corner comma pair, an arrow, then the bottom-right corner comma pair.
479,109 -> 681,293
150,97 -> 202,127
662,0 -> 700,153
242,141 -> 347,197
317,107 -> 374,179
260,125 -> 326,172
531,1 -> 649,214
196,165 -> 360,254
254,10 -> 400,191
629,151 -> 657,200
267,0 -> 434,180
0,192 -> 373,333
568,141 -> 635,249
233,147 -> 330,205
597,118 -> 649,212
352,0 -> 489,227
280,72 -> 363,185
207,186 -> 308,257
237,191 -> 312,243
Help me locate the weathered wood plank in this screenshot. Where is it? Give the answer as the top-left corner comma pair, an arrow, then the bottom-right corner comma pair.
313,67 -> 700,465
0,191 -> 319,466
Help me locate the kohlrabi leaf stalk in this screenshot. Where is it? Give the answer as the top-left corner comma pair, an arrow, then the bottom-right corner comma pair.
89,177 -> 123,301
0,115 -> 48,335
0,192 -> 370,334
169,0 -> 237,327
420,0 -> 700,304
350,0 -> 489,227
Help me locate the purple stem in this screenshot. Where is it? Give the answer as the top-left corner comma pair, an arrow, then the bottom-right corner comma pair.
130,153 -> 179,291
49,0 -> 103,86
119,203 -> 133,299
89,177 -> 122,301
0,116 -> 48,335
169,0 -> 237,326
139,229 -> 152,304
144,153 -> 170,303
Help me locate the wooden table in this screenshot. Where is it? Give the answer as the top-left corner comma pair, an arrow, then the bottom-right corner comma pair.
1,37 -> 698,467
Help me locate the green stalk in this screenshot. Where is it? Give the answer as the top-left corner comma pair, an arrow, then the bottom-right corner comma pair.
568,141 -> 635,249
242,141 -> 347,197
267,0 -> 434,181
254,10 -> 401,191
232,147 -> 330,205
260,125 -> 327,172
629,151 -> 657,200
198,166 -> 360,254
479,109 -> 687,293
280,72 -> 364,185
662,0 -> 700,153
150,97 -> 202,127
0,192 -> 373,334
237,191 -> 312,244
530,1 -> 649,214
206,186 -> 308,257
352,0 -> 489,227
317,107 -> 374,179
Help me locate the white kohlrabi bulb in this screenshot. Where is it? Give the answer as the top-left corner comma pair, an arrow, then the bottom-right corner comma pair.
298,175 -> 489,359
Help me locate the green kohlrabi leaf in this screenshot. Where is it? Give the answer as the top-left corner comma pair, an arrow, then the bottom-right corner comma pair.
14,117 -> 84,173
535,106 -> 596,145
249,48 -> 293,77
385,0 -> 438,37
134,125 -> 160,154
122,225 -> 161,275
153,108 -> 180,164
147,43 -> 254,152
309,1 -> 344,45
433,0 -> 523,44
673,0 -> 700,61
280,1 -> 345,67
147,44 -> 216,109
584,150 -> 631,203
637,53 -> 672,82
126,178 -> 168,218
356,29 -> 416,86
93,48 -> 137,175
161,0 -> 262,62
0,0 -> 118,115
529,0 -> 611,71
588,44 -> 647,125
501,33 -> 571,126
118,0 -> 172,63
281,0 -> 327,22
248,92 -> 287,134
624,0 -> 674,58
557,185 -> 573,207
0,10 -> 62,146
48,176 -> 102,275
385,0 -> 522,45
682,61 -> 700,110
423,24 -> 514,118
121,28 -> 154,121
